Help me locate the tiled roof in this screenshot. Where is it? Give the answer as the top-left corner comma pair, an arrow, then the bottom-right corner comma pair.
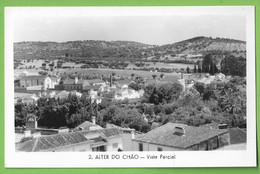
18,75 -> 46,80
133,123 -> 228,149
116,79 -> 133,86
16,131 -> 88,152
83,85 -> 101,90
87,79 -> 105,85
27,85 -> 43,91
159,76 -> 179,83
229,127 -> 246,144
74,121 -> 103,131
63,79 -> 75,85
200,124 -> 247,145
77,80 -> 85,85
98,128 -> 122,137
16,128 -> 121,152
63,79 -> 85,85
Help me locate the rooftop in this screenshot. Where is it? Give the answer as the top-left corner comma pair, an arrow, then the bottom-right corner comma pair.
87,79 -> 105,85
63,79 -> 85,85
18,75 -> 46,80
74,121 -> 103,131
83,85 -> 102,90
229,127 -> 247,144
133,123 -> 228,149
16,127 -> 121,152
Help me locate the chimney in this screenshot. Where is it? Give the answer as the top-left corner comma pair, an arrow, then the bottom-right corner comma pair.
110,75 -> 112,87
24,130 -> 31,138
173,126 -> 185,136
218,124 -> 228,129
75,76 -> 78,84
92,116 -> 96,125
33,132 -> 41,138
26,115 -> 38,132
131,129 -> 135,139
58,127 -> 69,133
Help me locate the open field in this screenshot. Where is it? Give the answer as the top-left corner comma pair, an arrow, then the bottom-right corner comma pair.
143,62 -> 194,69
18,60 -> 194,70
15,59 -> 193,79
14,67 -> 190,80
58,68 -> 188,79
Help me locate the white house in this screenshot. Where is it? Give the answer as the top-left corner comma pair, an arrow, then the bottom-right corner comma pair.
215,73 -> 225,81
44,76 -> 59,90
18,75 -> 59,91
114,85 -> 141,100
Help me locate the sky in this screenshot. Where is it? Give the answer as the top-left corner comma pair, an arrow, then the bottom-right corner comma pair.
13,15 -> 246,46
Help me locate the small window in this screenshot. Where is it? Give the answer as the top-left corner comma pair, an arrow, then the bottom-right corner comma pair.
139,143 -> 143,151
92,146 -> 106,152
157,147 -> 163,151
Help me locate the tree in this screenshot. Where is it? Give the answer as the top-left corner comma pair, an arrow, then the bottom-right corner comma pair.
144,83 -> 183,104
129,82 -> 141,91
131,73 -> 135,79
210,62 -> 214,75
203,85 -> 216,101
160,73 -> 164,79
194,82 -> 205,96
198,66 -> 202,73
42,63 -> 46,69
157,83 -> 183,104
202,54 -> 214,73
186,66 -> 190,74
101,106 -> 150,132
152,74 -> 157,79
38,71 -> 48,76
194,64 -> 197,73
221,56 -> 246,77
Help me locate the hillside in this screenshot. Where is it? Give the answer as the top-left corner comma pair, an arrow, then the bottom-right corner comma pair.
14,40 -> 154,60
147,36 -> 246,58
14,37 -> 246,60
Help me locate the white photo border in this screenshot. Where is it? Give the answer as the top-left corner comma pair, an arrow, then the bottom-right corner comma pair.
5,6 -> 256,168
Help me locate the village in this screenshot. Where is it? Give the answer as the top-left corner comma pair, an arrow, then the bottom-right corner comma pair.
14,56 -> 247,152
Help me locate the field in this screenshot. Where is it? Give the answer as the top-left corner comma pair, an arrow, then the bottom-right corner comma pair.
19,59 -> 194,69
14,67 -> 190,80
143,62 -> 194,69
58,68 -> 189,79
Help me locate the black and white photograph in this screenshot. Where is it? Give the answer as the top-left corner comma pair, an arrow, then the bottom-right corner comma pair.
5,7 -> 256,167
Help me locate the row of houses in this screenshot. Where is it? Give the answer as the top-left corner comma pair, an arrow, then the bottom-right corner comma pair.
14,71 -> 228,106
15,115 -> 246,152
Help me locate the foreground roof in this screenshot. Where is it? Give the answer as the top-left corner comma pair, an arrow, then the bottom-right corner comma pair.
133,123 -> 228,149
16,128 -> 121,152
229,127 -> 246,144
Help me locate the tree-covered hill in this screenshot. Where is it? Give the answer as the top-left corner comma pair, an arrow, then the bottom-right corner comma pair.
14,36 -> 246,60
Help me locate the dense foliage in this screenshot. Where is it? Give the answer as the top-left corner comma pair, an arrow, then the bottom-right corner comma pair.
221,56 -> 246,77
15,77 -> 246,132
